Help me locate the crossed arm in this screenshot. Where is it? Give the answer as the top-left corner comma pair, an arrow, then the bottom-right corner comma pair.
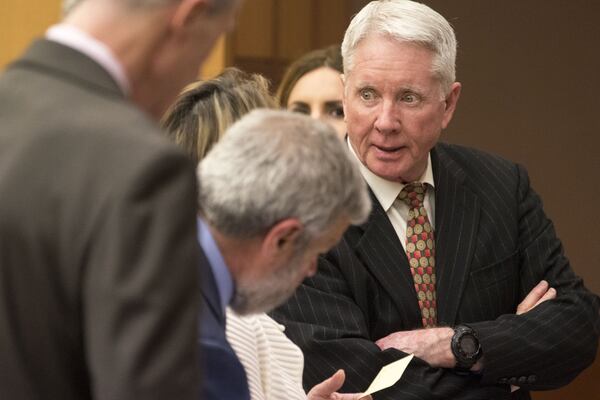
375,280 -> 557,371
275,254 -> 597,399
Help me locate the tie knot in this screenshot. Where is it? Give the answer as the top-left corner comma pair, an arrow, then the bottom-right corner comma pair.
398,182 -> 426,208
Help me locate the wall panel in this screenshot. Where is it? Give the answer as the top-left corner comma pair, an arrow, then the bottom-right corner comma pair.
233,0 -> 275,58
0,0 -> 61,69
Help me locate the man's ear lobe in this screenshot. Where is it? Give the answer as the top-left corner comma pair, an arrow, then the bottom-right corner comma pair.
266,218 -> 303,251
442,82 -> 461,129
171,0 -> 210,30
445,82 -> 461,110
341,74 -> 348,121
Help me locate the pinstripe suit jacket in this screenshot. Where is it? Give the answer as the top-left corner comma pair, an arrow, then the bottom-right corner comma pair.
272,143 -> 599,399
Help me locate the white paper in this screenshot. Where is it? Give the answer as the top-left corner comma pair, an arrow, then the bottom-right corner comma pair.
360,354 -> 414,398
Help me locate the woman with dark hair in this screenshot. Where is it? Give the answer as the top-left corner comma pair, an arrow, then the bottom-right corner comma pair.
277,45 -> 346,138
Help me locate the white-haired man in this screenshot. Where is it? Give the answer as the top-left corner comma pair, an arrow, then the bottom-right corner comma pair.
0,0 -> 242,399
273,1 -> 599,399
195,109 -> 372,400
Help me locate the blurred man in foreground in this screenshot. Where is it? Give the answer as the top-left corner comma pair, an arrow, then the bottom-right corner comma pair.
0,0 -> 241,398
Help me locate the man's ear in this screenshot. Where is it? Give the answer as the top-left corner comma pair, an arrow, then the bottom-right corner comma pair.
340,74 -> 348,122
441,82 -> 461,129
263,218 -> 303,256
170,0 -> 211,30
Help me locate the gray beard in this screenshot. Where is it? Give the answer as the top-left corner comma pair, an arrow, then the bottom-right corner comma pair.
230,252 -> 305,315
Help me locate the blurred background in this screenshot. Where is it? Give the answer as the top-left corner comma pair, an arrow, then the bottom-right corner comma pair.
1,0 -> 598,397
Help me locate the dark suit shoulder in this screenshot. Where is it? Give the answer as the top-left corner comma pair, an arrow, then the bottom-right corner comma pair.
435,142 -> 518,177
433,142 -> 523,206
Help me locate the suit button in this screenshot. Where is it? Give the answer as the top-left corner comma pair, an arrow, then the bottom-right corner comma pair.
527,375 -> 537,384
518,376 -> 528,385
508,377 -> 518,385
498,377 -> 508,384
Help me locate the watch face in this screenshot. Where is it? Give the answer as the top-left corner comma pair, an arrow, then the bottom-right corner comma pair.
461,335 -> 477,355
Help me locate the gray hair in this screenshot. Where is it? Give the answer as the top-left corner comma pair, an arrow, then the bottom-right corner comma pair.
341,0 -> 457,94
62,0 -> 234,16
197,109 -> 371,243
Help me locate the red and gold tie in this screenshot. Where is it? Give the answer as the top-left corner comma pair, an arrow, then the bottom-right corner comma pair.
397,183 -> 437,328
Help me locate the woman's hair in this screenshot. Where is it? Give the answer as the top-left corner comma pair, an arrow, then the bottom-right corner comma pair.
161,67 -> 275,163
276,45 -> 343,108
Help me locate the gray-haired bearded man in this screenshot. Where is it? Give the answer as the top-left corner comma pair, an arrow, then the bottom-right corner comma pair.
196,109 -> 372,400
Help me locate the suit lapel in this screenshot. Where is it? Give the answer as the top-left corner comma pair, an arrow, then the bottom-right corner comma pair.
355,190 -> 423,328
432,145 -> 481,325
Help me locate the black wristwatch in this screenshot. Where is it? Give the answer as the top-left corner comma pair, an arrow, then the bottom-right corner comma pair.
451,324 -> 482,374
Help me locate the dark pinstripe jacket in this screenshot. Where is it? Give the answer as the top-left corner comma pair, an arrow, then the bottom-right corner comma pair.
272,143 -> 599,399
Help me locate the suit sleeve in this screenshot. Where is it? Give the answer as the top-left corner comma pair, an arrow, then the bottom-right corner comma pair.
469,164 -> 600,389
272,252 -> 511,400
82,148 -> 201,399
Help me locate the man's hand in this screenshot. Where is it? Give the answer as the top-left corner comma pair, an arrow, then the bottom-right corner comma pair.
516,280 -> 556,315
375,327 -> 455,368
511,280 -> 556,392
307,369 -> 371,400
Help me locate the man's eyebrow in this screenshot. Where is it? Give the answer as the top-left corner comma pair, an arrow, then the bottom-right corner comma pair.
353,83 -> 376,91
399,84 -> 426,93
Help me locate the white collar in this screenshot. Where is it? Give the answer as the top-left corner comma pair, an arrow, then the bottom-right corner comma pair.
347,138 -> 435,212
46,24 -> 131,95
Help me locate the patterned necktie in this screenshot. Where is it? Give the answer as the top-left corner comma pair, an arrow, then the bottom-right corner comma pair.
397,183 -> 437,328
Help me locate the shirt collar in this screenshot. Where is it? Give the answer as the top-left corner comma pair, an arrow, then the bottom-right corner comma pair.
347,138 -> 435,212
46,24 -> 131,95
197,218 -> 234,312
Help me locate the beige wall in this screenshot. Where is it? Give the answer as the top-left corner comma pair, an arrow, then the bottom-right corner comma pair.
0,1 -> 61,69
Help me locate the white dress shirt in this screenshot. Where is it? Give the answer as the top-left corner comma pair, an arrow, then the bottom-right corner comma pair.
226,310 -> 306,400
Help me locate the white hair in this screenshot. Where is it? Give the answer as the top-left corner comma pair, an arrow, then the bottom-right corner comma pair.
197,109 -> 371,244
341,0 -> 457,94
